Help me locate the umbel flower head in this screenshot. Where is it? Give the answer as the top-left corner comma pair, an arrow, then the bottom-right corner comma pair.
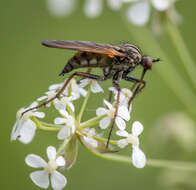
11,78 -> 147,189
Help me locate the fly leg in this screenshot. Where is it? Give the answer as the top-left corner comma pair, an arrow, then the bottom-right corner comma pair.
106,80 -> 121,148
123,69 -> 147,109
21,72 -> 108,117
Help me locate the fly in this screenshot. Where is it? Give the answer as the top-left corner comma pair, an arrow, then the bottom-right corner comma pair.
22,40 -> 160,147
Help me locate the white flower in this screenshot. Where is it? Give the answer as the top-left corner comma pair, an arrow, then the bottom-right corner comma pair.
80,79 -> 103,93
127,1 -> 150,26
47,0 -> 76,17
71,79 -> 87,100
109,87 -> 133,107
151,0 -> 171,11
83,128 -> 98,148
116,121 -> 146,168
84,0 -> 103,18
54,96 -> 75,112
96,99 -> 130,130
127,0 -> 176,26
48,83 -> 64,92
25,146 -> 67,190
11,102 -> 45,144
54,110 -> 75,140
107,0 -> 122,10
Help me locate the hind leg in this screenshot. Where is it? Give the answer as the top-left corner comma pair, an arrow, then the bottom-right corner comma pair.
22,72 -> 109,116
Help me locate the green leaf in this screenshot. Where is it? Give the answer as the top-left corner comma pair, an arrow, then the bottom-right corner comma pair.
64,135 -> 78,169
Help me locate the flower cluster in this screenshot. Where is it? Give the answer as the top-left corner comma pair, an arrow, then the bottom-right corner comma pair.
46,0 -> 179,27
11,78 -> 146,189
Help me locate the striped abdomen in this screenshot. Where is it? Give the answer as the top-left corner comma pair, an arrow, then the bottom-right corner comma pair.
59,52 -> 113,75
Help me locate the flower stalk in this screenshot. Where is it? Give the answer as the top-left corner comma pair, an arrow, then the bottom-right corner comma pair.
166,17 -> 196,91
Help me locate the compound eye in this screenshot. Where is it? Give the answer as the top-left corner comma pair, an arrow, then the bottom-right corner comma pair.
143,56 -> 152,70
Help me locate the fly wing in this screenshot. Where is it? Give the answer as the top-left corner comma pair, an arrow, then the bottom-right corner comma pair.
42,40 -> 125,57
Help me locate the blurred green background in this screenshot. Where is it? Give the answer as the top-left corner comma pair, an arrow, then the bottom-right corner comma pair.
1,0 -> 196,190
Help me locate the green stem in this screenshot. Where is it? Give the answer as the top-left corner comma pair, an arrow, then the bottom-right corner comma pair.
93,152 -> 196,171
56,136 -> 72,157
79,133 -> 196,171
80,114 -> 107,128
76,130 -> 117,145
166,17 -> 196,91
30,117 -> 61,131
78,87 -> 91,124
37,125 -> 60,131
93,135 -> 117,145
39,121 -> 62,129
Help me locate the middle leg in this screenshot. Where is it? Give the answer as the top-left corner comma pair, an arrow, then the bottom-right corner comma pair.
106,80 -> 121,148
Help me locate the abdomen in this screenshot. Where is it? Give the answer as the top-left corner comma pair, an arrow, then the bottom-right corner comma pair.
59,52 -> 113,75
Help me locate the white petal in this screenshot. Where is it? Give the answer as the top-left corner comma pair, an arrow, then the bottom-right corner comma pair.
32,112 -> 45,118
84,0 -> 102,18
116,130 -> 129,137
67,102 -> 75,112
46,102 -> 52,107
18,119 -> 36,144
107,0 -> 122,10
54,101 -> 65,110
47,0 -> 75,17
71,92 -> 80,100
79,88 -> 87,97
91,81 -> 103,93
103,99 -> 113,110
132,146 -> 146,168
37,96 -> 47,101
54,117 -> 66,125
51,170 -> 67,190
47,146 -> 57,161
132,121 -> 144,136
84,136 -> 98,148
56,156 -> 66,167
96,107 -> 107,116
108,86 -> 116,93
79,78 -> 89,87
59,109 -> 69,117
10,120 -> 21,141
117,139 -> 128,148
118,106 -> 130,121
30,170 -> 49,189
71,124 -> 76,134
57,127 -> 71,140
49,83 -> 63,91
100,117 -> 111,129
127,1 -> 150,26
152,0 -> 170,11
25,154 -> 47,168
115,117 -> 126,130
29,101 -> 38,108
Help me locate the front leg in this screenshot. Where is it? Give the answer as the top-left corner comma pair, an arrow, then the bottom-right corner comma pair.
122,70 -> 147,108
